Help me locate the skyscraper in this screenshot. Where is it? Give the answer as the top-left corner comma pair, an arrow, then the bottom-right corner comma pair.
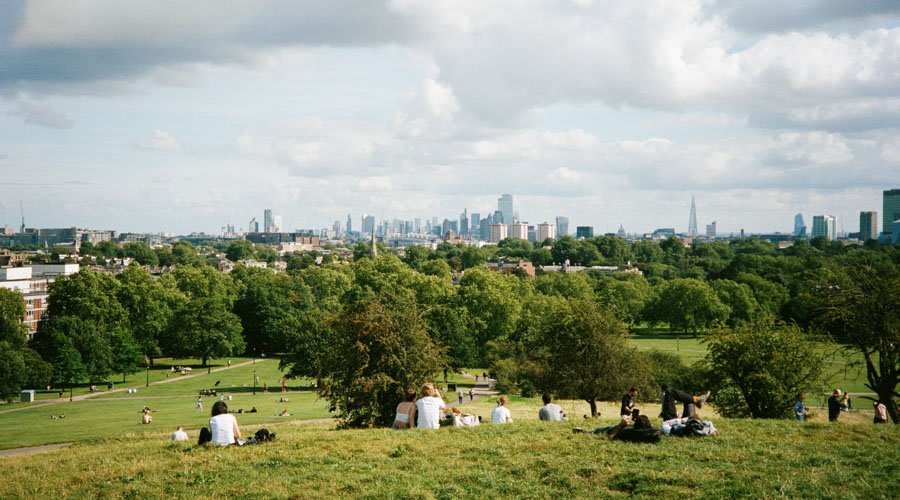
346,214 -> 352,235
362,215 -> 375,234
263,209 -> 273,233
555,216 -> 569,238
459,209 -> 469,236
793,213 -> 806,236
884,189 -> 900,236
706,221 -> 716,239
575,226 -> 593,239
470,213 -> 480,238
248,217 -> 259,233
812,215 -> 836,240
498,194 -> 514,224
688,196 -> 698,238
859,211 -> 877,241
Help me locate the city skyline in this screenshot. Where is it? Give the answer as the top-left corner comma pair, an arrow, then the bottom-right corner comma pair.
1,2 -> 899,234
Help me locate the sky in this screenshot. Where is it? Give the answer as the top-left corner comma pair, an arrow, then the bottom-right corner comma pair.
1,0 -> 899,236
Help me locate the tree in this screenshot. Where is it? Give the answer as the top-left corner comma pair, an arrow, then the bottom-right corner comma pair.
590,236 -> 632,266
0,342 -> 51,402
31,324 -> 86,390
232,266 -> 306,357
0,288 -> 28,347
171,241 -> 207,267
317,294 -> 445,428
457,267 -> 525,363
117,265 -> 174,365
593,274 -> 652,326
645,278 -> 729,333
712,279 -> 760,326
704,320 -> 830,418
817,254 -> 900,423
516,297 -> 637,416
420,259 -> 451,280
121,242 -> 159,266
402,245 -> 431,270
225,240 -> 255,262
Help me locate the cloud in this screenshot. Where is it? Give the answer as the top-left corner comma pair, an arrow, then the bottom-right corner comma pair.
12,100 -> 73,128
136,130 -> 182,151
708,0 -> 900,34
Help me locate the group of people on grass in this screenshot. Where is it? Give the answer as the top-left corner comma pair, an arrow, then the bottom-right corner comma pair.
795,389 -> 889,423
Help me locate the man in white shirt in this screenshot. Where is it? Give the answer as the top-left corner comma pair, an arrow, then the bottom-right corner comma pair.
538,393 -> 567,421
171,426 -> 189,441
492,395 -> 513,424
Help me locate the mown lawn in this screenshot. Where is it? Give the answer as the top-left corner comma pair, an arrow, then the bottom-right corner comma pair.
0,417 -> 895,498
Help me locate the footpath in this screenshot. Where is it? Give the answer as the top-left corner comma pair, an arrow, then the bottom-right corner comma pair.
0,359 -> 265,415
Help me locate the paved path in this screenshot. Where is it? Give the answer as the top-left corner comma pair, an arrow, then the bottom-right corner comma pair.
447,371 -> 497,406
0,359 -> 268,415
0,443 -> 73,458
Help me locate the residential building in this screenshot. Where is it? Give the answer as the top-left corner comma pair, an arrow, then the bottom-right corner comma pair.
486,260 -> 536,277
0,264 -> 79,338
509,222 -> 528,240
537,222 -> 555,242
859,211 -> 877,241
884,189 -> 900,236
812,215 -> 836,240
490,223 -> 508,243
575,226 -> 594,239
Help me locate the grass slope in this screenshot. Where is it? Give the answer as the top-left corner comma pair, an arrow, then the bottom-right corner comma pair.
0,418 -> 896,498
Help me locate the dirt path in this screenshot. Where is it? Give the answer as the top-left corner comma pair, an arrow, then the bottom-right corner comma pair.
0,443 -> 73,458
0,359 -> 268,415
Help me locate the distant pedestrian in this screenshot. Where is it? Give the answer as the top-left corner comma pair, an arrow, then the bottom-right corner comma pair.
458,389 -> 463,405
828,389 -> 846,422
196,397 -> 203,411
794,392 -> 808,421
475,374 -> 479,383
469,388 -> 474,401
227,359 -> 231,368
281,378 -> 287,393
873,401 -> 888,424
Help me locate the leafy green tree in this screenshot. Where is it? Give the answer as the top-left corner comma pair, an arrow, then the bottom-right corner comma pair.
590,236 -> 632,266
631,240 -> 664,264
154,247 -> 174,267
530,248 -> 553,266
704,320 -> 830,418
593,274 -> 652,325
735,272 -> 789,319
420,258 -> 452,279
712,279 -> 760,326
317,294 -> 445,428
497,238 -> 533,259
121,242 -> 159,266
645,278 -> 729,333
171,241 -> 207,267
225,240 -> 255,262
460,246 -> 489,269
550,236 -> 578,265
31,324 -> 86,390
533,272 -> 595,299
817,253 -> 900,423
457,267 -> 525,362
0,288 -> 27,347
94,240 -> 119,259
0,342 -> 51,402
516,296 -> 637,416
117,265 -> 174,365
232,266 -> 306,356
402,245 -> 431,270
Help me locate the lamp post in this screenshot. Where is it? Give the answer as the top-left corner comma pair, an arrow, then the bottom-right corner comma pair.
145,359 -> 150,387
253,369 -> 257,395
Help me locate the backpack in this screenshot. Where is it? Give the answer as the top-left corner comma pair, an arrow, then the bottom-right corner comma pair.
247,428 -> 276,444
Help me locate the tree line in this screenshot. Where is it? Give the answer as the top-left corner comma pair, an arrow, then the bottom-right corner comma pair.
0,237 -> 896,424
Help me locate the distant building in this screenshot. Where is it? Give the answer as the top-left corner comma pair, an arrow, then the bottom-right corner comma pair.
498,194 -> 514,224
362,215 -> 376,235
688,196 -> 698,237
859,211 -> 878,241
811,215 -> 836,240
263,209 -> 274,233
617,225 -> 626,239
0,264 -> 79,337
346,214 -> 353,235
490,223 -> 508,243
537,222 -> 555,242
459,209 -> 469,237
486,260 -> 536,278
706,221 -> 717,239
884,189 -> 900,236
509,222 -> 528,240
575,226 -> 594,239
555,216 -> 569,238
651,228 -> 675,239
793,213 -> 806,236
894,221 -> 900,244
248,217 -> 259,233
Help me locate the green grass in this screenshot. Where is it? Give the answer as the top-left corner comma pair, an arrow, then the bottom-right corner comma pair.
628,329 -> 876,394
0,417 -> 896,498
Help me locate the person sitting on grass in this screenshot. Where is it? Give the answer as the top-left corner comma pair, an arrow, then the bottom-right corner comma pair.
141,407 -> 153,425
660,384 -> 710,420
873,401 -> 888,424
538,393 -> 567,421
620,388 -> 637,418
414,383 -> 447,430
209,401 -> 242,446
794,392 -> 808,421
171,426 -> 188,441
492,395 -> 513,425
661,413 -> 717,437
392,389 -> 417,430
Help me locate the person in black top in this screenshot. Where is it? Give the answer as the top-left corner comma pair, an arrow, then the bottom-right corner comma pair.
660,384 -> 710,421
828,389 -> 846,422
620,388 -> 637,417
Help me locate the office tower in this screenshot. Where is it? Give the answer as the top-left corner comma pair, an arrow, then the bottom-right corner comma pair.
706,221 -> 717,239
470,213 -> 480,238
362,215 -> 376,234
537,222 -> 555,242
414,218 -> 421,233
859,211 -> 877,241
527,225 -> 536,242
460,209 -> 469,236
509,222 -> 528,240
793,213 -> 806,236
812,215 -> 836,240
346,214 -> 352,235
688,196 -> 698,237
248,217 -> 259,233
263,209 -> 274,233
332,220 -> 341,238
490,223 -> 508,243
498,194 -> 514,224
884,189 -> 900,236
575,226 -> 593,239
480,219 -> 491,241
272,215 -> 283,233
555,216 -> 569,238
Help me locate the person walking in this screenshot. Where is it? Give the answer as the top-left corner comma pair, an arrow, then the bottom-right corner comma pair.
458,389 -> 464,405
469,388 -> 474,401
196,396 -> 203,411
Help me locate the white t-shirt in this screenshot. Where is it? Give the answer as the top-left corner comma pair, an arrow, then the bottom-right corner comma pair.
209,413 -> 238,445
415,396 -> 446,429
492,405 -> 512,424
171,430 -> 189,441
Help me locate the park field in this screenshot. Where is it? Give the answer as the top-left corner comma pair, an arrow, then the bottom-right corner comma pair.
0,416 -> 896,498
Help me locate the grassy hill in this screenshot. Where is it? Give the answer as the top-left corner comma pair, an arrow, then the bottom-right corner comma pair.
0,417 -> 896,498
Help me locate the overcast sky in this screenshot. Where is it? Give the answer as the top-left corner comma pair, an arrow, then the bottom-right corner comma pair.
1,1 -> 899,236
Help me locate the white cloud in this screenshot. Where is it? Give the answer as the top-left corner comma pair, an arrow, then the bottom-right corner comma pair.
12,100 -> 73,129
136,130 -> 182,151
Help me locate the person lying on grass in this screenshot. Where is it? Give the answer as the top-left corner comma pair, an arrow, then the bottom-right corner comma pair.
661,413 -> 717,437
574,413 -> 661,443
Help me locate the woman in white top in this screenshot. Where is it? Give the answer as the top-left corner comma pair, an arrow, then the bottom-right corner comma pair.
414,383 -> 447,429
492,395 -> 512,424
209,401 -> 241,446
393,389 -> 417,430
